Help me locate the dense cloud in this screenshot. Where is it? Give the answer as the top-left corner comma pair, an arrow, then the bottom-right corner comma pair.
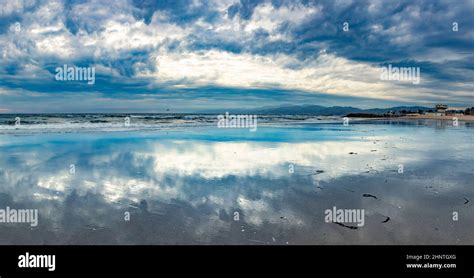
0,0 -> 473,112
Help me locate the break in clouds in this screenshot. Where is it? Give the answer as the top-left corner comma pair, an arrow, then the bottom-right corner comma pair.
0,0 -> 473,112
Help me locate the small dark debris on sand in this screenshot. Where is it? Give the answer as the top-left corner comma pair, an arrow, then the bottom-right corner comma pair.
334,222 -> 358,230
370,150 -> 377,152
464,198 -> 469,204
362,193 -> 377,199
381,217 -> 390,223
313,170 -> 325,175
349,152 -> 357,155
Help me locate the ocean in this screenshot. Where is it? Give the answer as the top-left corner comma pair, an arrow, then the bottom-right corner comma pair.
0,114 -> 472,244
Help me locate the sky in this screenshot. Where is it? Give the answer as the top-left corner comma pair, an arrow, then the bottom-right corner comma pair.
0,0 -> 473,113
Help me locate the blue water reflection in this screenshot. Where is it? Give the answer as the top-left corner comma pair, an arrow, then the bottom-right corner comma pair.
0,120 -> 472,244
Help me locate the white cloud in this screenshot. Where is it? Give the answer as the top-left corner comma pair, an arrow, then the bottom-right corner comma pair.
0,0 -> 472,107
243,3 -> 318,41
0,0 -> 37,17
142,48 -> 467,103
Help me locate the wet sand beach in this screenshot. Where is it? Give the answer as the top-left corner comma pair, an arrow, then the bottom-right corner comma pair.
0,119 -> 472,244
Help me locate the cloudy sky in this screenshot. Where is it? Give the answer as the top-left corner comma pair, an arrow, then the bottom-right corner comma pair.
0,0 -> 473,113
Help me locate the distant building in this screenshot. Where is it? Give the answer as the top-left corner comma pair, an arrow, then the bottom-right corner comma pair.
435,104 -> 448,116
446,110 -> 457,116
466,107 -> 474,115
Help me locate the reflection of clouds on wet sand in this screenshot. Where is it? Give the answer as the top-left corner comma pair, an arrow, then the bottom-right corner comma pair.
0,123 -> 472,244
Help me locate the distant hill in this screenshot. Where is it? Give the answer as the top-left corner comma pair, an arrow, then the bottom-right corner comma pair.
363,106 -> 432,114
250,105 -> 431,115
202,105 -> 432,115
254,105 -> 361,115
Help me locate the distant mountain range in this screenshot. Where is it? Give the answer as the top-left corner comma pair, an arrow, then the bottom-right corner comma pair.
204,105 -> 432,116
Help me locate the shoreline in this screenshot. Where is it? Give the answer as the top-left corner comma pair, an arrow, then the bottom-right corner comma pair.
348,115 -> 474,122
400,114 -> 474,122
